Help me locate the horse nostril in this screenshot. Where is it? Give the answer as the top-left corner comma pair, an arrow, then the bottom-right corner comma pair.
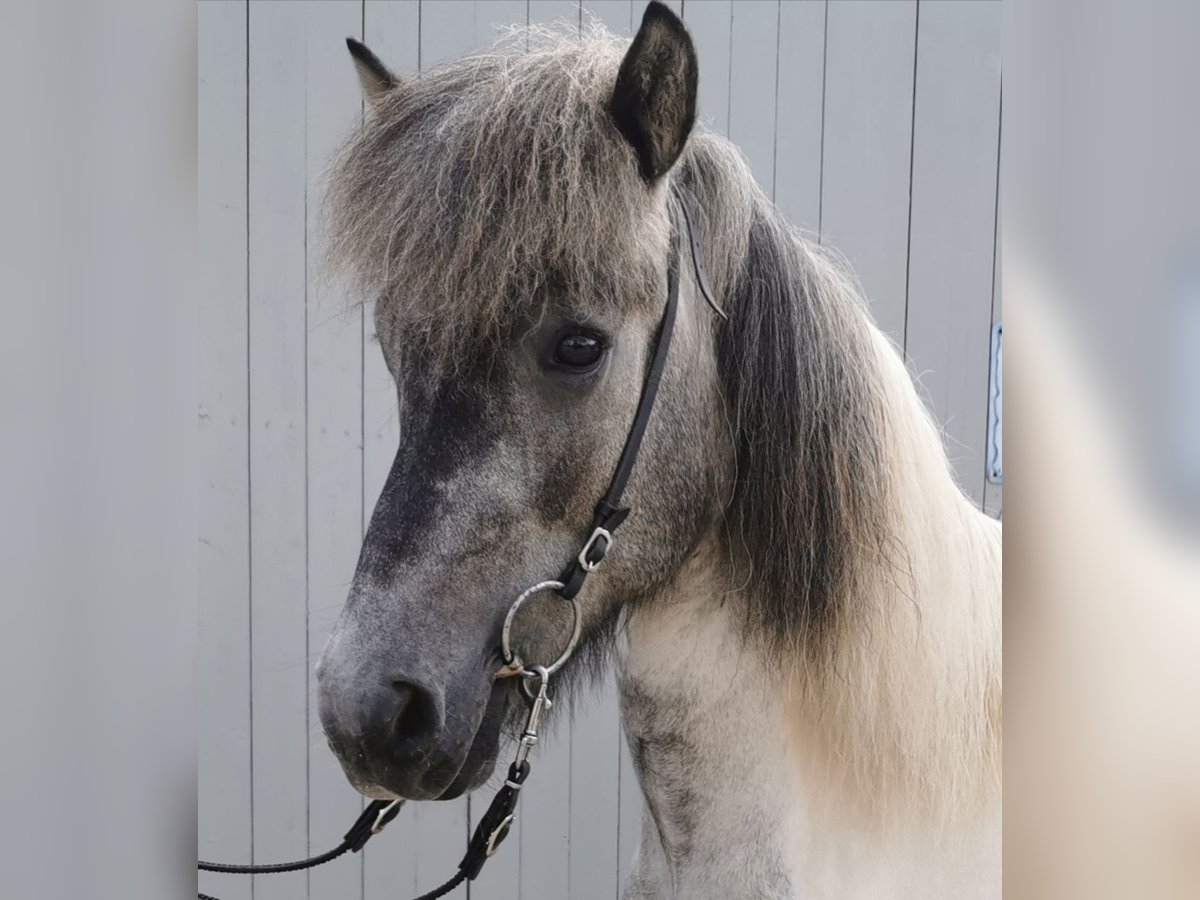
390,680 -> 438,741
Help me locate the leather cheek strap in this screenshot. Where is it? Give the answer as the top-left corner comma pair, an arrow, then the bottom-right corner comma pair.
556,236 -> 681,601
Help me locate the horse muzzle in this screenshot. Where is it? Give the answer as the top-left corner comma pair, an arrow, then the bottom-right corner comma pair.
315,637 -> 507,801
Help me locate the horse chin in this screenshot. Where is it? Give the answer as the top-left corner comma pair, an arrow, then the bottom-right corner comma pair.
434,680 -> 512,800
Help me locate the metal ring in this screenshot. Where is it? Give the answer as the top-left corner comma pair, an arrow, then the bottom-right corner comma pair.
499,579 -> 580,678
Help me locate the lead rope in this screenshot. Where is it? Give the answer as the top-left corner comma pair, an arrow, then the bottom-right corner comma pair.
198,667 -> 552,900
198,187 -> 711,900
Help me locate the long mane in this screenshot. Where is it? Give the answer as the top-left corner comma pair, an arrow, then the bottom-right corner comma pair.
677,134 -> 1000,817
675,137 -> 895,654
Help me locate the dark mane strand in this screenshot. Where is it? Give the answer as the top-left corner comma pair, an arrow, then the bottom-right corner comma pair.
678,142 -> 893,652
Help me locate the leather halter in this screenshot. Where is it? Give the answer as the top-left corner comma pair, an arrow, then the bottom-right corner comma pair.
551,185 -> 720,606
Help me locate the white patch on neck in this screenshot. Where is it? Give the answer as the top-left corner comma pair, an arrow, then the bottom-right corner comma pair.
613,325 -> 1002,900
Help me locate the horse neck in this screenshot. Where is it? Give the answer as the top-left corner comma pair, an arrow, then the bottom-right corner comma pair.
615,320 -> 1002,899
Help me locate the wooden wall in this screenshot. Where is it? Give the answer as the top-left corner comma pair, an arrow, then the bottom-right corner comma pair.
198,2 -> 1001,897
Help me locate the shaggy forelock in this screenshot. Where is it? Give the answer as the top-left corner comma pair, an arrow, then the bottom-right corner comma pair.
324,23 -> 671,366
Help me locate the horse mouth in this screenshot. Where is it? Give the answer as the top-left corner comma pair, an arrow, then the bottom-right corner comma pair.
332,677 -> 513,803
430,679 -> 512,800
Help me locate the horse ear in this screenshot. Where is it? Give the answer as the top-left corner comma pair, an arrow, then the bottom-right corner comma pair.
346,37 -> 400,112
609,1 -> 698,182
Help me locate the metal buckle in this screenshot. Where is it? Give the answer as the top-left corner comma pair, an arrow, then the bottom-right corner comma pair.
371,799 -> 402,835
577,526 -> 612,572
485,814 -> 515,857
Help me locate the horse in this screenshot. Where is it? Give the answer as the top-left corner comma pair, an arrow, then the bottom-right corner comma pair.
316,4 -> 1002,898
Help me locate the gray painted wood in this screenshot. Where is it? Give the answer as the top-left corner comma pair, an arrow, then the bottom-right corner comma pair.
575,16 -> 635,899
585,0 -> 633,34
517,8 -> 583,897
904,0 -> 1002,507
304,6 -> 368,900
359,5 -> 421,895
422,0 -> 490,68
247,3 -> 311,897
390,2 -> 471,893
567,686 -> 623,900
683,0 -> 733,135
820,0 -> 916,345
198,4 -> 251,898
568,13 -> 643,891
455,0 -> 529,883
529,0 -> 582,30
478,0 -> 530,47
728,0 -> 779,194
773,0 -> 825,230
199,5 -> 1003,900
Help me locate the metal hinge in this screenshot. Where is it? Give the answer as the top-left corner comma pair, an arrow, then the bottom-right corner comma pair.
986,321 -> 1002,485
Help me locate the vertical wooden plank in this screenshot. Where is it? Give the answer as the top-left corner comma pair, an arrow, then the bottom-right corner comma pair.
904,0 -> 1002,506
561,20 -> 630,881
474,0 -> 528,48
820,0 -> 912,343
582,0 -> 632,35
566,685 -> 623,900
198,3 -> 251,898
772,0 -> 825,230
728,0 -> 779,195
616,720 -> 641,891
607,13 -> 710,889
422,0 -> 488,67
528,0 -> 581,30
601,13 -> 652,890
515,712 -> 573,899
305,5 -> 367,900
358,3 -> 413,570
361,7 -> 420,893
248,2 -> 310,898
518,7 -> 582,900
640,128 -> 710,900
462,3 -> 532,899
682,0 -> 732,135
819,0 -> 916,343
373,7 -> 472,898
467,5 -> 531,895
560,10 -> 635,895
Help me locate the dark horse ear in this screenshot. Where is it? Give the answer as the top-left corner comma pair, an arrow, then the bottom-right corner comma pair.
609,2 -> 698,182
346,37 -> 400,111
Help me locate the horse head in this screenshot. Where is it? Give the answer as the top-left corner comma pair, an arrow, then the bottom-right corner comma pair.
315,2 -> 727,802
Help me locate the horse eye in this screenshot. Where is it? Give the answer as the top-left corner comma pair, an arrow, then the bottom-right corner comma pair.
553,331 -> 606,370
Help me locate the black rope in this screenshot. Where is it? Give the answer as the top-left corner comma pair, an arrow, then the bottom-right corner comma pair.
198,840 -> 350,875
198,798 -> 399,877
412,870 -> 468,900
198,870 -> 465,900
